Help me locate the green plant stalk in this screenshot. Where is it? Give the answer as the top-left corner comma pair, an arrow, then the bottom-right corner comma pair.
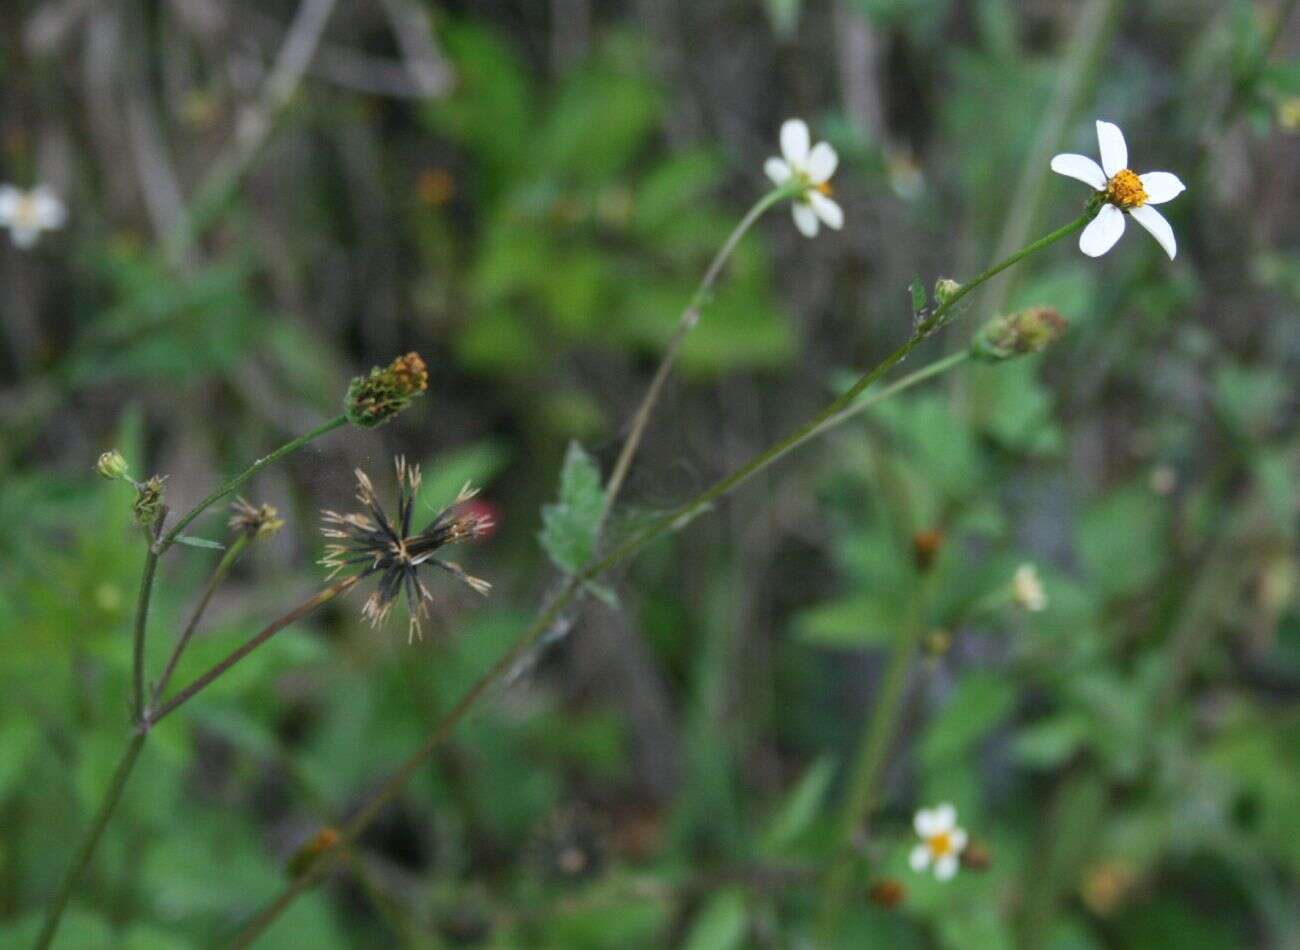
159,414 -> 347,555
149,533 -> 252,713
34,732 -> 146,950
815,575 -> 934,941
228,209 -> 1092,944
37,415 -> 348,950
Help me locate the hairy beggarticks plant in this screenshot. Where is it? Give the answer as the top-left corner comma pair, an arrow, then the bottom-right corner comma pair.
321,457 -> 493,642
909,804 -> 969,882
764,118 -> 844,237
344,351 -> 430,427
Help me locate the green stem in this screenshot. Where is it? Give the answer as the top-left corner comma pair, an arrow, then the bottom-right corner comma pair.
158,414 -> 347,556
815,576 -> 934,941
226,214 -> 1088,944
34,733 -> 146,950
131,522 -> 164,724
148,533 -> 252,713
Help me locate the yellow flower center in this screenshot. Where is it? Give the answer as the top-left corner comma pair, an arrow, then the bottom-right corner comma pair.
815,180 -> 833,197
927,832 -> 953,856
13,196 -> 39,229
1106,169 -> 1146,209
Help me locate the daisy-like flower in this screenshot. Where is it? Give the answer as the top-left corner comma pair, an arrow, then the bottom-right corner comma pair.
321,457 -> 493,642
1012,563 -> 1047,612
909,803 -> 968,881
0,184 -> 66,249
764,118 -> 844,238
1050,121 -> 1185,260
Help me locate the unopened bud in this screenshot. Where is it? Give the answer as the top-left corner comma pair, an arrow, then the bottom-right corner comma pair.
971,307 -> 1067,362
132,475 -> 167,527
961,839 -> 992,870
229,497 -> 286,540
867,878 -> 906,908
96,450 -> 130,481
912,528 -> 944,572
345,352 -> 429,428
934,278 -> 962,305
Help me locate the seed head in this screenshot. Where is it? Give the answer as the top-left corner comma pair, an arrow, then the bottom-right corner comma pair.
132,475 -> 167,527
320,457 -> 493,642
867,879 -> 906,908
971,307 -> 1068,362
344,352 -> 429,428
96,449 -> 130,481
229,497 -> 286,540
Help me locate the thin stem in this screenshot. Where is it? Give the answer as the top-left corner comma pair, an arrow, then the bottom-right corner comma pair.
147,575 -> 359,726
131,517 -> 165,724
596,186 -> 791,532
34,733 -> 146,950
228,215 -> 1087,943
149,534 -> 252,712
815,575 -> 934,941
813,350 -> 970,438
158,414 -> 347,556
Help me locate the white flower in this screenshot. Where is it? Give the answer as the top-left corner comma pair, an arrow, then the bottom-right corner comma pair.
1050,120 -> 1185,260
0,184 -> 66,249
764,118 -> 843,238
909,803 -> 967,881
1012,563 -> 1047,612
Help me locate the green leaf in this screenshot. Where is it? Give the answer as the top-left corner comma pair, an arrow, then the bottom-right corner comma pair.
539,442 -> 605,574
918,671 -> 1017,767
1077,485 -> 1163,599
1012,712 -> 1090,769
794,594 -> 899,649
684,887 -> 748,950
175,534 -> 226,551
0,716 -> 40,800
760,755 -> 835,853
910,277 -> 927,315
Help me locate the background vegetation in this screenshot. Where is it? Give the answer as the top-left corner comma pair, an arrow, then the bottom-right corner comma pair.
2,0 -> 1299,947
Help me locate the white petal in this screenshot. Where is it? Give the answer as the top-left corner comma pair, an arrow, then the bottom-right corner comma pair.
1130,204 -> 1177,260
780,118 -> 810,167
1139,171 -> 1185,205
1095,120 -> 1128,177
909,844 -> 932,872
808,191 -> 843,230
0,185 -> 19,223
1050,153 -> 1107,190
949,828 -> 968,853
764,157 -> 791,186
10,226 -> 40,249
792,201 -> 819,237
805,142 -> 838,184
914,808 -> 938,837
931,803 -> 957,834
1079,204 -> 1125,257
31,187 -> 66,229
934,854 -> 959,881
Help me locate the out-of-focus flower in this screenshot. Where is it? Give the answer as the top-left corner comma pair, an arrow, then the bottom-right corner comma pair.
909,803 -> 967,881
867,878 -> 907,907
764,118 -> 843,238
1080,859 -> 1138,916
1277,97 -> 1300,132
971,307 -> 1068,362
229,497 -> 286,540
912,528 -> 944,571
417,167 -> 455,206
1149,465 -> 1177,496
0,184 -> 66,249
1051,120 -> 1184,260
344,352 -> 428,428
321,457 -> 493,642
1012,563 -> 1047,612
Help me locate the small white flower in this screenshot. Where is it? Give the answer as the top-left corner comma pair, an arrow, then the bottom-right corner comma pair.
909,803 -> 967,881
1012,563 -> 1047,612
764,118 -> 843,238
0,184 -> 66,249
1050,120 -> 1185,260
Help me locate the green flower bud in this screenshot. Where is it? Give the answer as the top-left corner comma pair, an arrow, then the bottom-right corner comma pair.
96,450 -> 130,481
970,307 -> 1067,362
132,475 -> 167,527
345,352 -> 429,428
934,278 -> 962,305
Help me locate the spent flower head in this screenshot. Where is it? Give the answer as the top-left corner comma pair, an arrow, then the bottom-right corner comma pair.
321,457 -> 493,642
0,184 -> 66,249
1051,120 -> 1185,260
971,307 -> 1068,362
344,352 -> 429,428
132,475 -> 167,528
229,497 -> 286,540
1012,563 -> 1047,612
909,803 -> 967,881
764,118 -> 844,238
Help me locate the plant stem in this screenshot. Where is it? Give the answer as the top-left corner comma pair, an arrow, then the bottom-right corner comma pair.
131,519 -> 165,724
158,414 -> 347,556
815,575 -> 934,941
597,186 -> 791,532
813,350 -> 970,437
148,575 -> 359,726
34,732 -> 146,950
149,534 -> 252,713
227,212 -> 1089,944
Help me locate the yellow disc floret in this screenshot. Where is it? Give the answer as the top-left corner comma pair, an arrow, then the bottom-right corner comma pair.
1106,169 -> 1146,209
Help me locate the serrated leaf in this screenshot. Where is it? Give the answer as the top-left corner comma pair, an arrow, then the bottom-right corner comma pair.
539,442 -> 605,574
175,534 -> 226,551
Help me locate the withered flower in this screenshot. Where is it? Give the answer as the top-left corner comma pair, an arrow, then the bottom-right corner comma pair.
229,497 -> 286,540
132,475 -> 168,527
321,457 -> 492,642
344,352 -> 429,428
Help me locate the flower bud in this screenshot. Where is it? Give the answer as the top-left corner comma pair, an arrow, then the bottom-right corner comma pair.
96,450 -> 130,481
344,352 -> 429,428
132,475 -> 167,527
961,839 -> 992,870
912,528 -> 944,572
934,278 -> 962,305
970,307 -> 1067,362
867,878 -> 906,908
